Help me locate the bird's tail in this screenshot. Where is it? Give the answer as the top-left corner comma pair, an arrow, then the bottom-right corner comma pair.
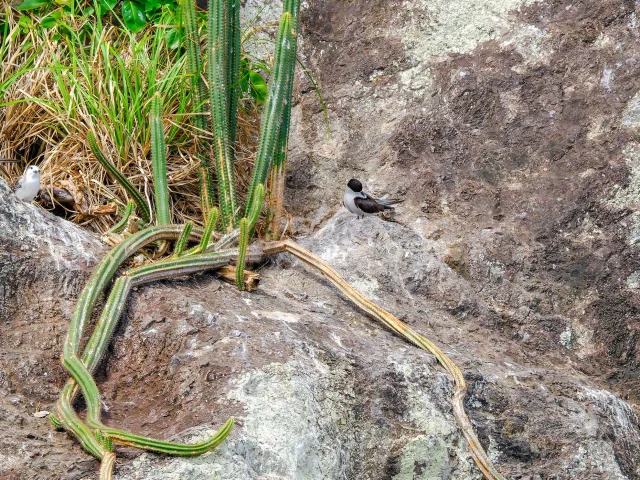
375,198 -> 403,209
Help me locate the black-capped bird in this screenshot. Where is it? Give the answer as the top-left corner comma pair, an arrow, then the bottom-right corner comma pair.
342,178 -> 402,219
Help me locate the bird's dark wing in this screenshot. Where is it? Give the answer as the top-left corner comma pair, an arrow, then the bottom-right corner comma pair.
354,195 -> 385,214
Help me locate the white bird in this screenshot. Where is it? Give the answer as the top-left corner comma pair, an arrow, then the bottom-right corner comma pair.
12,165 -> 41,202
342,178 -> 402,219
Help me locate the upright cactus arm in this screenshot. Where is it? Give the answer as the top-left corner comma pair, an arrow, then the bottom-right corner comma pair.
107,200 -> 136,236
227,0 -> 241,151
273,0 -> 299,171
181,0 -> 207,115
235,218 -> 249,290
244,10 -> 297,217
151,95 -> 171,225
174,222 -> 193,256
247,183 -> 265,230
235,183 -> 264,290
181,0 -> 216,212
208,0 -> 238,230
267,0 -> 300,239
197,206 -> 219,253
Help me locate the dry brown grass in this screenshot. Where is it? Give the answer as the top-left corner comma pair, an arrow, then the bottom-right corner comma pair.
0,8 -> 263,234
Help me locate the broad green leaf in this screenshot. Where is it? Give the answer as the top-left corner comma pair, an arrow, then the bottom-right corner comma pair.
99,0 -> 117,9
248,69 -> 267,103
165,28 -> 181,50
97,0 -> 117,16
121,1 -> 147,33
40,15 -> 58,29
16,0 -> 49,10
144,0 -> 162,13
17,16 -> 34,31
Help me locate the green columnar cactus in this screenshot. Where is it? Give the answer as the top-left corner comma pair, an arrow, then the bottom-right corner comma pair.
55,4 -> 505,480
243,2 -> 299,218
181,0 -> 216,212
174,222 -> 193,256
235,217 -> 249,290
267,0 -> 300,238
235,183 -> 265,289
208,0 -> 238,230
198,206 -> 219,253
227,0 -> 241,152
150,95 -> 171,225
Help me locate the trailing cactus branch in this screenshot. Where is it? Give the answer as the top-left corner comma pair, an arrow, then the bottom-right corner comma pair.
54,2 -> 503,479
56,229 -> 504,480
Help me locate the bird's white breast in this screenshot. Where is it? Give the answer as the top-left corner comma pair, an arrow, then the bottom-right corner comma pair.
343,188 -> 366,215
16,174 -> 40,202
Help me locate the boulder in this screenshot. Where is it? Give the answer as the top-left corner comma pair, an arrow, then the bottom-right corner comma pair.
1,177 -> 638,478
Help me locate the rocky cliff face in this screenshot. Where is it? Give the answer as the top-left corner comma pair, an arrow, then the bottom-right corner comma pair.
2,0 -> 640,479
289,0 -> 640,407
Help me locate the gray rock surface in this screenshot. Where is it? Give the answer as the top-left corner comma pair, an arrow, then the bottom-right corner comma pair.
1,176 -> 639,478
3,0 -> 640,478
0,178 -> 105,478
